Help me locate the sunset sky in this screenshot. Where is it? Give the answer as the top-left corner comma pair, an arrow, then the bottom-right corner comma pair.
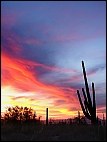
1,1 -> 106,120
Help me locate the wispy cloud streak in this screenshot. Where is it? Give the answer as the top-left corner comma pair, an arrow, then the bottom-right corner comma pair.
1,1 -> 106,119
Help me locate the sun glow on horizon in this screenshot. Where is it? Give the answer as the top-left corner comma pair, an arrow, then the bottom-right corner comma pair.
1,2 -> 106,121
1,85 -> 106,120
1,86 -> 76,120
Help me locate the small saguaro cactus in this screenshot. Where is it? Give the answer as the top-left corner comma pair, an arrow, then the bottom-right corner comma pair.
77,61 -> 97,124
102,113 -> 105,126
46,108 -> 48,125
78,111 -> 80,124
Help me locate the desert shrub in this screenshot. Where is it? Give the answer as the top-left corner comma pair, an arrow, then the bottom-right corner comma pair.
4,106 -> 37,122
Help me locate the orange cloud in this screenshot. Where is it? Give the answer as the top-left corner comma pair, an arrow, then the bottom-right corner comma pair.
1,53 -> 105,120
1,53 -> 80,119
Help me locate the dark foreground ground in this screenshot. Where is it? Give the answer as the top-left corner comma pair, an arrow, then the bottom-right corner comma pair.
1,122 -> 106,141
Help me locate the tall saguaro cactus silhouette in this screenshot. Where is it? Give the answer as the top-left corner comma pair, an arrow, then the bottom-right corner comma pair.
46,108 -> 48,125
77,61 -> 96,124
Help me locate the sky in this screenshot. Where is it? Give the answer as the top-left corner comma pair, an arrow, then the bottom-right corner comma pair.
1,1 -> 106,120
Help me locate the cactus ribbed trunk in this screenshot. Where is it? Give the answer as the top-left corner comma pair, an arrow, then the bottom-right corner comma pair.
46,108 -> 48,125
77,61 -> 97,125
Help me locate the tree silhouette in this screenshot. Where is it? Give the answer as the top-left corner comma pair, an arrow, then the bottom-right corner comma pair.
4,106 -> 36,122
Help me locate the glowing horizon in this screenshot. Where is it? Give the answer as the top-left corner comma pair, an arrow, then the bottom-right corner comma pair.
1,1 -> 106,120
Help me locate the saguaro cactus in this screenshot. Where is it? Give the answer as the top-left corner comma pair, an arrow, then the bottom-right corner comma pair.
78,111 -> 80,124
46,108 -> 48,125
77,61 -> 96,124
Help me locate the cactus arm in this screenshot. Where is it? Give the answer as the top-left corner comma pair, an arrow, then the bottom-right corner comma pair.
82,88 -> 93,115
82,88 -> 88,104
92,82 -> 96,118
82,61 -> 92,108
77,90 -> 86,113
84,100 -> 91,119
84,100 -> 88,113
82,88 -> 91,116
77,90 -> 91,119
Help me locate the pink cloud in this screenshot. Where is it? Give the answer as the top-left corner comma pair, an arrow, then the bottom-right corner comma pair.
1,53 -> 105,119
1,52 -> 81,119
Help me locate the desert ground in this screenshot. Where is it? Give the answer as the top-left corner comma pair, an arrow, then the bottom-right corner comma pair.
1,121 -> 106,141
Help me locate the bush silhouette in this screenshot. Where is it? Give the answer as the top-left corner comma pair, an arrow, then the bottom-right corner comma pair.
4,106 -> 36,122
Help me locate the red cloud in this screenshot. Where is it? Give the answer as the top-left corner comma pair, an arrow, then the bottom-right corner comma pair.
1,53 -> 76,100
1,53 -> 106,119
1,52 -> 81,119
